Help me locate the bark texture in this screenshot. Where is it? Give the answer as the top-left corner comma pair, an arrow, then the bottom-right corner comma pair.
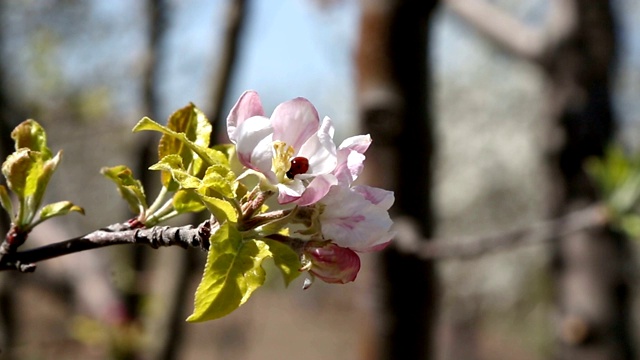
356,0 -> 439,358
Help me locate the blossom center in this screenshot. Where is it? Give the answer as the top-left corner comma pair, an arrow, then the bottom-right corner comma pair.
272,140 -> 295,182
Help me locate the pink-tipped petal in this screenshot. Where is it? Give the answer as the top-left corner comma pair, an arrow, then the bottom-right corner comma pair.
271,97 -> 320,151
352,185 -> 395,210
234,116 -> 273,170
276,180 -> 306,204
227,90 -> 265,143
293,174 -> 338,206
319,186 -> 394,252
338,134 -> 371,154
298,117 -> 337,175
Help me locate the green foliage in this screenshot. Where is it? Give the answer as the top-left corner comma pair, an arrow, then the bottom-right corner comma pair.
1,105 -> 317,323
264,239 -> 302,287
0,120 -> 83,231
102,104 -> 301,320
586,145 -> 640,238
187,222 -> 271,322
101,165 -> 148,215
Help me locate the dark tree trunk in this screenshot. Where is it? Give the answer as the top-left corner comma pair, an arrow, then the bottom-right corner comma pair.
356,0 -> 439,359
545,2 -> 634,359
445,1 -> 633,358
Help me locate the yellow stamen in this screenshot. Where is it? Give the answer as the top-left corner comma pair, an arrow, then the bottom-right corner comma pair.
272,140 -> 295,183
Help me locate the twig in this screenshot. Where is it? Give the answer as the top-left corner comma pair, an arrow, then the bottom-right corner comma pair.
393,203 -> 608,260
443,0 -> 578,65
0,220 -> 214,272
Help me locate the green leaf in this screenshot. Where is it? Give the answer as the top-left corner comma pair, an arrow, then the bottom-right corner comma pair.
201,165 -> 235,199
197,193 -> 238,223
0,185 -> 14,221
172,189 -> 206,214
101,165 -> 147,214
149,154 -> 202,190
264,239 -> 302,287
30,151 -> 62,217
1,148 -> 34,199
161,103 -> 211,170
37,201 -> 84,223
11,119 -> 53,158
187,222 -> 271,322
133,117 -> 220,170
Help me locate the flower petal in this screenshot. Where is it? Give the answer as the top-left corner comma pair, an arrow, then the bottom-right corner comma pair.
234,116 -> 273,172
271,97 -> 319,151
319,186 -> 394,252
334,134 -> 371,186
293,174 -> 337,206
352,185 -> 395,211
338,134 -> 371,154
298,117 -> 337,175
227,90 -> 265,143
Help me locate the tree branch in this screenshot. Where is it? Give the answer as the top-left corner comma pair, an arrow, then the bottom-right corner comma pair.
0,220 -> 214,272
443,0 -> 578,64
393,203 -> 608,260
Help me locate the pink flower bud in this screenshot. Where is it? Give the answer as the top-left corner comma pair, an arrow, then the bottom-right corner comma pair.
304,241 -> 361,284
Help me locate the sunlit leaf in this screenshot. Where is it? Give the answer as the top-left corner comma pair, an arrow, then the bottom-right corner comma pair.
1,148 -> 35,199
101,165 -> 147,215
133,117 -> 220,170
30,151 -> 62,217
38,201 -> 84,223
172,189 -> 206,214
161,103 -> 212,175
196,193 -> 238,223
11,119 -> 53,158
149,154 -> 201,190
201,165 -> 235,199
0,185 -> 14,221
187,222 -> 271,322
264,239 -> 302,287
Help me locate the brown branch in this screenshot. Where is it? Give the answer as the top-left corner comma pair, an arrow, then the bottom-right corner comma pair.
0,221 -> 214,272
443,0 -> 578,64
393,203 -> 608,260
208,0 -> 248,144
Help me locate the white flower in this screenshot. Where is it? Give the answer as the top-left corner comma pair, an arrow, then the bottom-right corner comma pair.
317,185 -> 395,252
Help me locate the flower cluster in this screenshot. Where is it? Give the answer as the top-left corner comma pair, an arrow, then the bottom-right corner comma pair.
227,90 -> 394,285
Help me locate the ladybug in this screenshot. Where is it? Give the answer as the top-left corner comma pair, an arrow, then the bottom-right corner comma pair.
286,156 -> 310,179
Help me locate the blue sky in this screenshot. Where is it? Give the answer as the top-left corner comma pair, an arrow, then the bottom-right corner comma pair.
2,0 -> 638,134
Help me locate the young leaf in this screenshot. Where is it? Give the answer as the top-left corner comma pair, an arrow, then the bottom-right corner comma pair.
196,193 -> 238,223
264,239 -> 302,287
187,222 -> 271,322
37,201 -> 84,224
133,118 -> 219,169
149,154 -> 201,190
101,165 -> 147,215
160,103 -> 211,163
0,185 -> 14,221
1,148 -> 35,199
172,189 -> 206,214
30,151 -> 62,218
201,166 -> 235,199
11,119 -> 53,159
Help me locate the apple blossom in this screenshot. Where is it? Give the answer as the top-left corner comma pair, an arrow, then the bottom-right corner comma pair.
227,90 -> 371,206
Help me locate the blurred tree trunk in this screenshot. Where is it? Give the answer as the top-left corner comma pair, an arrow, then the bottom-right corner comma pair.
356,0 -> 439,359
208,0 -> 248,145
446,1 -> 633,359
0,2 -> 23,357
